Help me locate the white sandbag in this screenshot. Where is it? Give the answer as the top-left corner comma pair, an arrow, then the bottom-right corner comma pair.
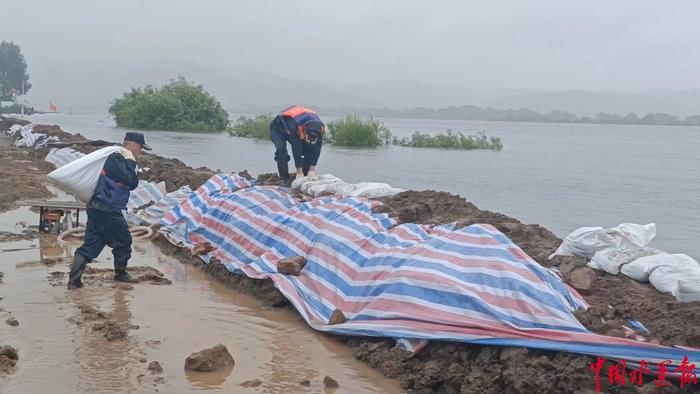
549,223 -> 656,259
649,263 -> 700,299
675,278 -> 700,302
355,187 -> 404,198
299,174 -> 340,195
47,146 -> 121,202
306,180 -> 347,197
621,253 -> 699,282
345,182 -> 392,198
291,174 -> 320,189
587,247 -> 663,274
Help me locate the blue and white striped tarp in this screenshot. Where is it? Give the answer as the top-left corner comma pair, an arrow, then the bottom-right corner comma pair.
45,147 -> 85,168
157,173 -> 700,370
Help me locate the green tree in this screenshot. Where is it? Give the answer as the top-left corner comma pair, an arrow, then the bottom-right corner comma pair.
229,114 -> 273,139
327,115 -> 391,147
108,77 -> 229,132
0,41 -> 31,101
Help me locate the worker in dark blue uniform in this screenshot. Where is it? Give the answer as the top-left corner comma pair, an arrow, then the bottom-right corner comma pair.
67,132 -> 151,289
269,105 -> 325,186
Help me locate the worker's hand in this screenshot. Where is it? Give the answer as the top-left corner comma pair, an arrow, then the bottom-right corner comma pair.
119,147 -> 136,162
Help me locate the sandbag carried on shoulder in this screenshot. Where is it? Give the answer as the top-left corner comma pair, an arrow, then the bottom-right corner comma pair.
47,146 -> 121,202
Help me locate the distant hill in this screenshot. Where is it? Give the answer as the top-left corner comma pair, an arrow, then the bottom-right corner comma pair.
24,58 -> 700,117
488,89 -> 700,117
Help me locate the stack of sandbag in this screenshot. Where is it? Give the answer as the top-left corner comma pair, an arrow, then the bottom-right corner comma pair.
7,123 -> 59,148
551,223 -> 700,302
291,173 -> 403,198
549,223 -> 657,261
621,254 -> 700,302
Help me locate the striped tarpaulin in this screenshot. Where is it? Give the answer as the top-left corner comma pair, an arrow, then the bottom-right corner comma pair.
127,180 -> 166,211
45,147 -> 85,168
159,173 -> 700,368
136,185 -> 192,225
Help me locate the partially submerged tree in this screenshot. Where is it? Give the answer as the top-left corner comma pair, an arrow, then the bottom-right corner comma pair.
327,115 -> 392,148
0,41 -> 31,102
109,77 -> 229,132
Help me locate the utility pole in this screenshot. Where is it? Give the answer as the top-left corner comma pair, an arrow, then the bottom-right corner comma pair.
20,81 -> 25,116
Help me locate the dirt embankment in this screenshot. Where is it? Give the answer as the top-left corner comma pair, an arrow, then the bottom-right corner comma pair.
1,116 -> 698,393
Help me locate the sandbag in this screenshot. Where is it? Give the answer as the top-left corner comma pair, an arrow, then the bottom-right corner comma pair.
675,278 -> 700,302
47,146 -> 121,202
649,263 -> 700,299
621,253 -> 699,282
291,174 -> 402,199
587,247 -> 662,274
345,182 -> 393,198
549,223 -> 656,259
354,186 -> 404,198
299,174 -> 340,195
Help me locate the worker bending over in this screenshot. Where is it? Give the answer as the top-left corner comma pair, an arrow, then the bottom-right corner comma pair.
269,105 -> 325,186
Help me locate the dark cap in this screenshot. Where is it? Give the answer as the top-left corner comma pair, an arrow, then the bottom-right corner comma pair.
124,132 -> 152,150
305,120 -> 324,137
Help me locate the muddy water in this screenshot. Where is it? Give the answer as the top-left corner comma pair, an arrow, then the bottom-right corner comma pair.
0,207 -> 403,393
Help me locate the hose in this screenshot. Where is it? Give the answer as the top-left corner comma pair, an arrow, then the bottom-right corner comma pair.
57,225 -> 154,243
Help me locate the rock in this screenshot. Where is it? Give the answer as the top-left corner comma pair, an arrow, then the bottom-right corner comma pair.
240,379 -> 263,388
558,258 -> 582,274
139,358 -> 147,363
0,346 -> 18,360
323,375 -> 339,389
328,308 -> 346,325
192,242 -> 215,256
569,267 -> 596,294
93,321 -> 129,341
148,361 -> 163,374
5,317 -> 18,327
184,344 -> 235,372
277,256 -> 306,276
299,380 -> 311,387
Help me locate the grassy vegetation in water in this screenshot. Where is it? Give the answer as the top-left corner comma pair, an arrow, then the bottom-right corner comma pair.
393,129 -> 503,151
108,77 -> 229,132
327,115 -> 392,147
228,114 -> 273,139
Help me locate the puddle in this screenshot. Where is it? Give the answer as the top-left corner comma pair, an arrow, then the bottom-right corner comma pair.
0,206 -> 403,393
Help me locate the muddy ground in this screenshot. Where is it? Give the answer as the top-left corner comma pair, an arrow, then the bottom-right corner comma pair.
1,116 -> 698,393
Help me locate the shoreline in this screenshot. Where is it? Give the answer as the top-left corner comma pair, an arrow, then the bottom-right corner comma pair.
1,115 -> 698,393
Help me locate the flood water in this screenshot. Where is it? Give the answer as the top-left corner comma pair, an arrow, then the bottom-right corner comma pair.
24,112 -> 700,259
0,203 -> 402,393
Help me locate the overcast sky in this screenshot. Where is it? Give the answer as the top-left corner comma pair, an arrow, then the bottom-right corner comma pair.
2,0 -> 700,105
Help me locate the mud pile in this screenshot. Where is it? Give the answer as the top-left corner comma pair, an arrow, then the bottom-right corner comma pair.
1,116 -> 698,392
0,144 -> 54,212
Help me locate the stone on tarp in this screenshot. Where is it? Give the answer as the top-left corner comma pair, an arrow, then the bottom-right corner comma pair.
192,242 -> 214,256
277,256 -> 307,276
328,308 -> 346,325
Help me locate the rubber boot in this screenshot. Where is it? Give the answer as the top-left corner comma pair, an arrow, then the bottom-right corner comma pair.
67,254 -> 90,289
114,260 -> 138,283
276,161 -> 291,187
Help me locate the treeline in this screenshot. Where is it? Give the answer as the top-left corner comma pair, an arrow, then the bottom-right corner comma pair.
0,103 -> 36,115
317,106 -> 700,126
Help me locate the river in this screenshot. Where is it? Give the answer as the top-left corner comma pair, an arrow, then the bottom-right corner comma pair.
24,112 -> 700,259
